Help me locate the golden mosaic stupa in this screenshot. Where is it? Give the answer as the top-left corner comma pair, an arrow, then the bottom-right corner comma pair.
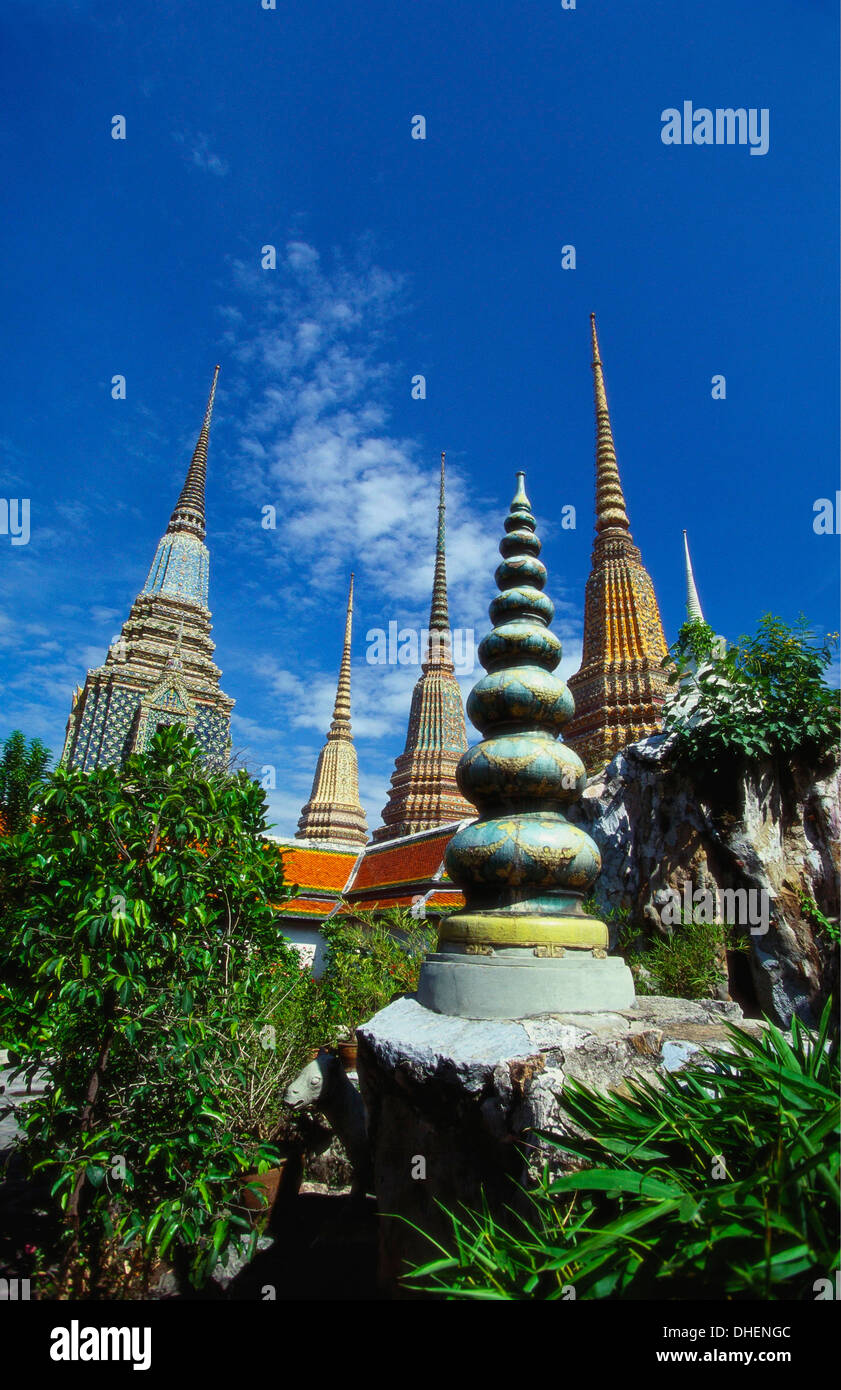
565,316 -> 669,769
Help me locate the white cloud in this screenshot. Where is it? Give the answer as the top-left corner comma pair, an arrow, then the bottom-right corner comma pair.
211,238 -> 586,835
172,130 -> 229,177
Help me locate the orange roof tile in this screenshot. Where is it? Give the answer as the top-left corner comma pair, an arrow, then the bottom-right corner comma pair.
277,843 -> 358,893
350,831 -> 455,891
338,889 -> 464,914
275,896 -> 337,920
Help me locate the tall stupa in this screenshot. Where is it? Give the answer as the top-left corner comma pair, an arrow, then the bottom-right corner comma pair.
60,367 -> 233,771
296,573 -> 368,846
373,453 -> 474,841
565,315 -> 669,769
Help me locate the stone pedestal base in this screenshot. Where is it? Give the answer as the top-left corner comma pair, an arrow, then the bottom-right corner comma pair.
357,994 -> 761,1295
416,947 -> 635,1018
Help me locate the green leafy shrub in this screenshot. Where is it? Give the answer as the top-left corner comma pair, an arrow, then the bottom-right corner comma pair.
798,890 -> 841,945
663,614 -> 840,775
628,917 -> 743,999
0,725 -> 305,1293
0,729 -> 51,834
674,618 -> 720,666
318,908 -> 438,1039
406,1004 -> 839,1300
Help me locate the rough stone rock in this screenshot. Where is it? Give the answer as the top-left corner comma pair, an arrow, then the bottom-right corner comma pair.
565,736 -> 840,1025
358,995 -> 762,1294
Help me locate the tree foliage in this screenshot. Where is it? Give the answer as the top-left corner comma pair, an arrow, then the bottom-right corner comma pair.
0,729 -> 51,835
319,908 -> 438,1038
0,725 -> 303,1291
663,614 -> 840,774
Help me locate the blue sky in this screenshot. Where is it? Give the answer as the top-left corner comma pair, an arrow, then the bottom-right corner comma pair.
0,0 -> 838,836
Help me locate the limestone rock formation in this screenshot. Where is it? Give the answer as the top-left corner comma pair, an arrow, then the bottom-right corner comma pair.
358,994 -> 761,1293
566,735 -> 840,1025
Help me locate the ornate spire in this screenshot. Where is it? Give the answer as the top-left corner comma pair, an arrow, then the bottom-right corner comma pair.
60,366 -> 233,774
330,572 -> 355,731
417,470 -> 634,1018
296,574 -> 368,846
373,454 -> 472,842
429,452 -> 450,633
139,369 -> 222,610
566,316 -> 669,770
167,365 -> 220,541
683,530 -> 705,624
590,315 -> 630,538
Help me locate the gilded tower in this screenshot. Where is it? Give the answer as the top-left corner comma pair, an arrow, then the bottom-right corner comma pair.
61,368 -> 233,771
296,573 -> 368,846
373,454 -> 473,842
565,316 -> 669,769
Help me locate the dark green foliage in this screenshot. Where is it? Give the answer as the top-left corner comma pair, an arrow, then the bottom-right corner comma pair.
405,1005 -> 839,1300
0,729 -> 51,834
798,890 -> 841,945
628,916 -> 745,1000
664,614 -> 840,775
319,908 -> 438,1038
582,896 -> 730,1002
0,725 -> 305,1291
674,619 -> 719,666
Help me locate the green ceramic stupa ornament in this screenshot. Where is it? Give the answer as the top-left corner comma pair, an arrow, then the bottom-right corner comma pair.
417,471 -> 635,1018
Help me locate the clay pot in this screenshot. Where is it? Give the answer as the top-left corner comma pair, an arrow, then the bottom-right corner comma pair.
337,1039 -> 358,1071
241,1167 -> 283,1221
241,1153 -> 303,1224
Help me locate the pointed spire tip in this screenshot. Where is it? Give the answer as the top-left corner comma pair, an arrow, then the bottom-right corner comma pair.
511,470 -> 532,511
428,452 -> 450,636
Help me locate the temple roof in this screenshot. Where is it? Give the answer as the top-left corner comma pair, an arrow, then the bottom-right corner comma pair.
338,821 -> 470,915
273,838 -> 363,925
335,888 -> 464,916
347,824 -> 458,892
272,823 -> 471,923
275,839 -> 362,892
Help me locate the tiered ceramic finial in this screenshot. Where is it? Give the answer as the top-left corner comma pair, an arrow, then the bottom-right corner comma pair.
683,530 -> 705,624
297,573 -> 369,846
417,471 -> 634,1018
